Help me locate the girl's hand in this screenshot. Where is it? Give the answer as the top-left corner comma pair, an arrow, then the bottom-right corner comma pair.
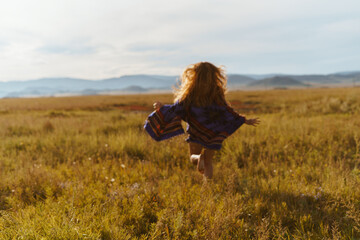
245,117 -> 260,126
153,101 -> 163,110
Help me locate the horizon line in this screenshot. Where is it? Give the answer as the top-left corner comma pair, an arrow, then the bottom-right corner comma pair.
1,70 -> 360,83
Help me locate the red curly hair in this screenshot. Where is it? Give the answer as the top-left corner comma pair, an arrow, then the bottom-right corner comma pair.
174,62 -> 227,107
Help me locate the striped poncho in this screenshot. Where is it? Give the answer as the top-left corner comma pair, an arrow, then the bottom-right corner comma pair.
144,101 -> 246,150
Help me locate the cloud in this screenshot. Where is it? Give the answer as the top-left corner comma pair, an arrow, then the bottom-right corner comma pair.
0,40 -> 9,52
126,42 -> 180,53
38,44 -> 97,55
0,0 -> 360,81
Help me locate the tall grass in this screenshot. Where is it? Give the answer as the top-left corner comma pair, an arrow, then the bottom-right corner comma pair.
0,88 -> 359,239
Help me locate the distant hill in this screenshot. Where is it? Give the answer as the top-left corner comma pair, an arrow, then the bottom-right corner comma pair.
328,72 -> 360,83
332,71 -> 360,76
246,71 -> 360,83
0,78 -> 92,93
121,85 -> 148,92
0,75 -> 177,98
98,75 -> 176,89
227,74 -> 256,86
244,73 -> 286,80
286,72 -> 360,84
248,76 -> 309,87
0,71 -> 359,98
289,75 -> 340,84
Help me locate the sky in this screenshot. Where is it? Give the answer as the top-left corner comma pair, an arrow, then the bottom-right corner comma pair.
0,0 -> 359,81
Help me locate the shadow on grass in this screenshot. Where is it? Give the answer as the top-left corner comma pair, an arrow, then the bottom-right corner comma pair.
243,185 -> 359,238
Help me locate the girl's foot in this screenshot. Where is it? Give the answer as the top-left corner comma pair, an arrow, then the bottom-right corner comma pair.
190,154 -> 200,166
197,154 -> 205,173
190,154 -> 204,173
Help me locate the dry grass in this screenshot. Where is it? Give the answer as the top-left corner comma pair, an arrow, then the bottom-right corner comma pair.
0,87 -> 360,239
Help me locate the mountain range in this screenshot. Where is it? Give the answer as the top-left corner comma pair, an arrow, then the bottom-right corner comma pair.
0,71 -> 359,98
248,76 -> 309,88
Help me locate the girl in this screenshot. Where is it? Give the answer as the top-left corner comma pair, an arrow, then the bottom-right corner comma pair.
144,62 -> 259,179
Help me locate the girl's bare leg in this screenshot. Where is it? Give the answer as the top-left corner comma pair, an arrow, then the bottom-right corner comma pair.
203,148 -> 215,179
189,142 -> 215,178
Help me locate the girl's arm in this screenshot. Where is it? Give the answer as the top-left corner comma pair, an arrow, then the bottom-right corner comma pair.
245,117 -> 260,126
153,101 -> 163,110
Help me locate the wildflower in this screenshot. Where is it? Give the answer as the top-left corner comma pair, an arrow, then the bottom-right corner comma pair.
120,164 -> 126,169
33,164 -> 41,168
88,157 -> 92,161
314,186 -> 323,200
314,192 -> 322,200
110,178 -> 115,183
105,144 -> 108,148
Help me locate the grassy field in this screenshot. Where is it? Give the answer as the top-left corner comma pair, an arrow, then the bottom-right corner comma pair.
0,88 -> 360,239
